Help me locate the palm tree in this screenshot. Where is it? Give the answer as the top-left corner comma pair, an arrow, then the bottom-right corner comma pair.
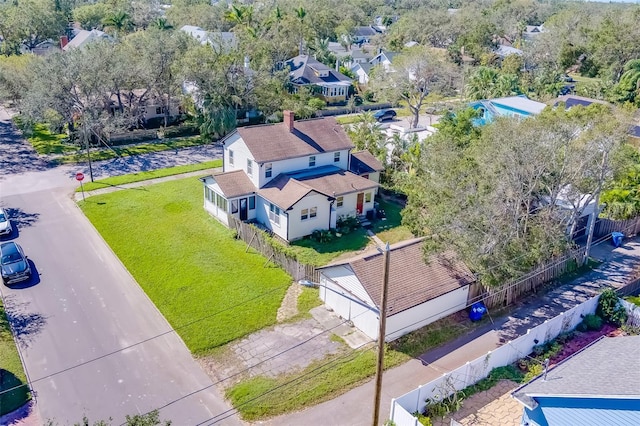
616,59 -> 640,104
102,11 -> 132,38
151,18 -> 173,31
311,38 -> 335,66
295,6 -> 306,55
465,66 -> 499,100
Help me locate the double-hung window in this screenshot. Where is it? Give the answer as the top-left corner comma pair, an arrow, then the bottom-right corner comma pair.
269,203 -> 280,225
336,196 -> 344,208
365,192 -> 372,203
265,163 -> 272,178
334,152 -> 340,163
310,207 -> 317,218
309,156 -> 316,167
229,150 -> 234,166
247,159 -> 253,176
301,209 -> 309,221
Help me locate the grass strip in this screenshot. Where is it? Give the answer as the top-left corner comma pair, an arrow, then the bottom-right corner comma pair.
79,177 -> 291,354
226,346 -> 408,420
77,160 -> 222,192
0,299 -> 30,415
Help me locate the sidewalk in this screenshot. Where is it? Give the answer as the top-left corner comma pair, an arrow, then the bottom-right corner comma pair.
73,167 -> 222,201
261,236 -> 640,426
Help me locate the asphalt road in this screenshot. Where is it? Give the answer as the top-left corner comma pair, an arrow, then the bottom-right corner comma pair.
0,109 -> 238,425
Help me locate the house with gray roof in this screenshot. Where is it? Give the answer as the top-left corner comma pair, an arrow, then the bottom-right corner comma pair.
318,238 -> 475,340
285,55 -> 352,104
512,335 -> 640,426
201,111 -> 381,242
180,25 -> 236,52
62,29 -> 111,51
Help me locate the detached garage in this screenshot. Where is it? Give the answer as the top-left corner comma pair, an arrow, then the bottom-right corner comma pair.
318,239 -> 475,341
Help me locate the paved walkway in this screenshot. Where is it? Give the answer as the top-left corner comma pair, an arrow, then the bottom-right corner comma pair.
263,236 -> 640,425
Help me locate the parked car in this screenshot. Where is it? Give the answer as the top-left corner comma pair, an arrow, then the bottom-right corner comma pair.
0,208 -> 12,237
1,242 -> 31,285
373,109 -> 397,122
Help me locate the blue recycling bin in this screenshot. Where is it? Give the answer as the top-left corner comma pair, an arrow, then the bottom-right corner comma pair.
469,302 -> 487,322
611,232 -> 624,248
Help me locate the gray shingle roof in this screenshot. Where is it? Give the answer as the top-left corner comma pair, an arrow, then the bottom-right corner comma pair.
286,55 -> 352,86
235,117 -> 354,163
259,165 -> 378,210
322,239 -> 475,315
513,336 -> 640,408
211,170 -> 256,198
350,150 -> 384,174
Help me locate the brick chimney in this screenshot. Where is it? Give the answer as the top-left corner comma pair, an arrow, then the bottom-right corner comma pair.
283,110 -> 294,132
60,35 -> 69,49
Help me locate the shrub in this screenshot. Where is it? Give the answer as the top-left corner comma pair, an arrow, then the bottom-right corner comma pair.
523,363 -> 544,383
411,413 -> 432,426
337,215 -> 359,232
161,124 -> 200,138
311,229 -> 333,243
580,314 -> 603,331
597,288 -> 628,326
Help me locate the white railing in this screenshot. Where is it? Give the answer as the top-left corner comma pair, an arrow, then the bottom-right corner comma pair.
389,296 -> 600,425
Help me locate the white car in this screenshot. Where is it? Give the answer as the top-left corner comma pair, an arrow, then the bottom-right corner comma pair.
0,208 -> 12,237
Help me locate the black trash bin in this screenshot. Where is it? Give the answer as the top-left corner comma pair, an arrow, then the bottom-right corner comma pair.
366,209 -> 374,220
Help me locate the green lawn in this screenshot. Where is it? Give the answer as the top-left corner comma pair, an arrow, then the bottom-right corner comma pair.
60,136 -> 210,164
79,178 -> 291,355
18,122 -> 77,155
78,160 -> 222,192
226,345 -> 409,420
0,300 -> 30,415
288,196 -> 412,266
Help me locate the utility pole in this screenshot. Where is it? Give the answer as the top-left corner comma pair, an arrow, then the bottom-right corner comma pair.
372,242 -> 391,426
83,123 -> 94,182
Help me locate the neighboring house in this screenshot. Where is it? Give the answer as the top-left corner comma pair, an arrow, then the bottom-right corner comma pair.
22,39 -> 60,56
370,50 -> 398,72
470,95 -> 547,125
353,26 -> 381,44
523,25 -> 545,41
62,29 -> 111,51
539,185 -> 599,240
351,62 -> 373,85
552,94 -> 608,109
201,112 -> 380,242
318,238 -> 475,341
180,25 -> 237,52
512,336 -> 640,426
494,44 -> 523,59
285,55 -> 352,103
109,89 -> 183,124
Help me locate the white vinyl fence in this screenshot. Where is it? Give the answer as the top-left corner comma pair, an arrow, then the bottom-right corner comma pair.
389,295 -> 600,425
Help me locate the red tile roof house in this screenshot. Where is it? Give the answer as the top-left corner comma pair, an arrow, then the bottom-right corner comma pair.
201,111 -> 384,242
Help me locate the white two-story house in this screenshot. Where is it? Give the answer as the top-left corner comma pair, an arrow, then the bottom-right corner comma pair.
201,111 -> 382,242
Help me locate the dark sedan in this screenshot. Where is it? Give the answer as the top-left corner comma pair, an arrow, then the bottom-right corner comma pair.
1,242 -> 31,285
373,109 -> 397,122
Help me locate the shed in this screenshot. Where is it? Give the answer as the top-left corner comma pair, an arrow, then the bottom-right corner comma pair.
318,239 -> 475,341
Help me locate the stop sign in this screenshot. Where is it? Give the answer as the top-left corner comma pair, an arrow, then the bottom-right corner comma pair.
75,172 -> 85,181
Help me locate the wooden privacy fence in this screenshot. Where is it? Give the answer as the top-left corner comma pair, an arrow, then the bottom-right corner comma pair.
228,216 -> 320,283
469,246 -> 586,309
594,217 -> 640,240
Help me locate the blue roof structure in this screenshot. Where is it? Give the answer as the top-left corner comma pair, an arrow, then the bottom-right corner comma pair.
469,95 -> 546,125
513,336 -> 640,426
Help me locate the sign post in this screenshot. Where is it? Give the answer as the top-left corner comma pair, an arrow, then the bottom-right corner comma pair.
76,172 -> 85,201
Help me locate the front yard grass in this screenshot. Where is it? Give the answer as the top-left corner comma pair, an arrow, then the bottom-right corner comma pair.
15,120 -> 77,155
59,135 -> 209,164
79,177 -> 291,355
226,345 -> 409,421
77,159 -> 222,192
0,299 -> 30,416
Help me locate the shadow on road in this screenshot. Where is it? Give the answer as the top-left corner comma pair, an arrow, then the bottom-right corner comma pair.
0,121 -> 55,175
2,285 -> 47,349
5,208 -> 39,231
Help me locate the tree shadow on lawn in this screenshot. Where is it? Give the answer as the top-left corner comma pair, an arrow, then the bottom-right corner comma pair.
0,369 -> 30,417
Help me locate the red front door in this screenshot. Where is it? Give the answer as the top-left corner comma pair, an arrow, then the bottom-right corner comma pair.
356,192 -> 364,214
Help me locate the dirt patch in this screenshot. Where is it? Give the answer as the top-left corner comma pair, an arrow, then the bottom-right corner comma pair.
276,282 -> 302,322
550,323 -> 622,366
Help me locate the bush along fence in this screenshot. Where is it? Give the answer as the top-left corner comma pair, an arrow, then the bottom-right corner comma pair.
227,216 -> 320,283
388,295 -> 600,426
468,246 -> 586,310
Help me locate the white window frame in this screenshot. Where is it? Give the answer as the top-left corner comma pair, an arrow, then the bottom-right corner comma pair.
265,162 -> 272,178
309,155 -> 316,167
334,152 -> 340,163
301,208 -> 309,221
336,196 -> 344,208
310,207 -> 317,218
365,192 -> 372,203
269,203 -> 281,225
229,150 -> 234,166
247,159 -> 253,176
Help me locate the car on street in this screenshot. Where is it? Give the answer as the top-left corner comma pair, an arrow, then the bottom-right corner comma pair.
373,109 -> 397,122
0,208 -> 12,236
1,241 -> 31,285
